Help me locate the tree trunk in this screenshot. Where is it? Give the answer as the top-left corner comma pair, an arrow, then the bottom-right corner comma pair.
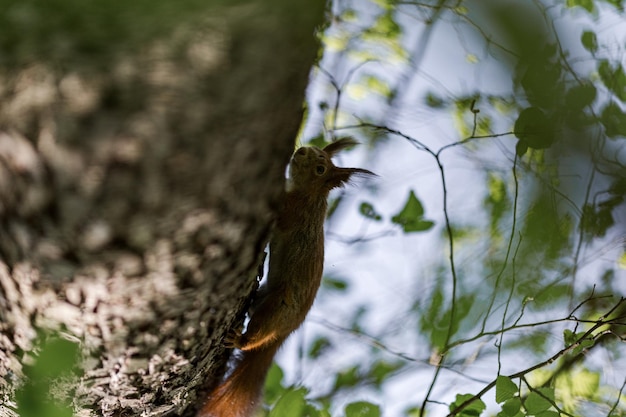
0,1 -> 325,415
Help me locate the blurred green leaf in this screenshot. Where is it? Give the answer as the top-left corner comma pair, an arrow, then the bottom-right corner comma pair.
514,107 -> 554,149
581,30 -> 598,53
0,0 -> 222,67
269,387 -> 308,417
323,276 -> 350,292
17,335 -> 80,417
370,12 -> 401,39
521,60 -> 563,108
565,83 -> 596,110
345,401 -> 381,417
364,75 -> 393,99
308,337 -> 331,359
340,8 -> 358,22
581,203 -> 615,239
327,196 -> 343,218
333,365 -> 361,391
515,140 -> 528,157
485,172 -> 510,236
404,406 -> 422,417
419,283 -> 444,346
368,360 -> 404,387
521,194 -> 573,263
350,305 -> 368,333
534,284 -> 572,307
30,338 -> 80,378
599,60 -> 626,102
504,330 -> 551,356
601,101 -> 626,139
565,0 -> 595,12
424,293 -> 475,351
391,190 -> 434,233
264,363 -> 286,404
359,202 -> 383,221
563,329 -> 578,346
308,135 -> 329,149
425,92 -> 446,108
556,368 -> 600,412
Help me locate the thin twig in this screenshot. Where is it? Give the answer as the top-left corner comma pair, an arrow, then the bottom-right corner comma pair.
446,298 -> 626,416
607,378 -> 626,417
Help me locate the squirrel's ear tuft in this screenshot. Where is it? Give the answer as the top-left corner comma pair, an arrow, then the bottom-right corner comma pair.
327,167 -> 377,190
323,137 -> 360,157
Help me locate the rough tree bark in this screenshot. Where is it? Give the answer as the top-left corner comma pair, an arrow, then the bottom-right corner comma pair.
0,1 -> 325,416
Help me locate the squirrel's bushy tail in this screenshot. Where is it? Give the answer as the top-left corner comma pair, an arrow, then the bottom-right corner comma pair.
198,339 -> 282,417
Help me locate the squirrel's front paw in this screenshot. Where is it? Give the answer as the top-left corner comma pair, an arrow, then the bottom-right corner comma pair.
223,329 -> 243,349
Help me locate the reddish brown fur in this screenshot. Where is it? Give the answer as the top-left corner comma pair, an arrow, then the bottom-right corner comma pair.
198,138 -> 374,417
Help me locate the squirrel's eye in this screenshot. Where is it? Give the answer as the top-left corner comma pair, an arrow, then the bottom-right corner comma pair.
315,165 -> 326,175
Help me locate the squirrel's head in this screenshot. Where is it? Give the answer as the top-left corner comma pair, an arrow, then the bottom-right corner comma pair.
287,137 -> 375,195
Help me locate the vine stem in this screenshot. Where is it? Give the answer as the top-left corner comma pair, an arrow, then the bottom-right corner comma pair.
419,153 -> 459,417
446,298 -> 626,416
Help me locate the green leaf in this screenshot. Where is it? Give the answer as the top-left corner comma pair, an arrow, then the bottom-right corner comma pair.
521,61 -> 562,108
565,83 -> 596,110
495,376 -> 518,403
449,394 -> 486,416
308,337 -> 331,359
340,8 -> 358,22
371,12 -> 401,38
514,107 -> 554,149
30,338 -> 79,378
323,276 -> 349,292
563,329 -> 577,346
391,190 -> 435,233
333,365 -> 361,390
572,336 -> 595,356
308,135 -> 329,149
485,172 -> 510,234
556,368 -> 600,412
418,284 -> 444,348
601,101 -> 626,139
524,388 -> 554,415
425,92 -> 446,108
345,401 -> 381,417
359,202 -> 383,221
535,411 -> 560,417
368,360 -> 404,387
565,0 -> 595,12
496,411 -> 524,417
581,30 -> 598,53
264,363 -> 286,404
363,75 -> 393,99
404,406 -> 422,417
501,397 -> 522,416
17,335 -> 80,417
598,60 -> 626,102
269,387 -> 308,417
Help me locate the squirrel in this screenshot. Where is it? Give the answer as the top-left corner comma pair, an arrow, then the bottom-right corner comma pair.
198,137 -> 375,417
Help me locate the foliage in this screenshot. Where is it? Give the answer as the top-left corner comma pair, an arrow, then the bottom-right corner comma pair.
266,0 -> 626,416
14,332 -> 81,417
0,0 -> 223,67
